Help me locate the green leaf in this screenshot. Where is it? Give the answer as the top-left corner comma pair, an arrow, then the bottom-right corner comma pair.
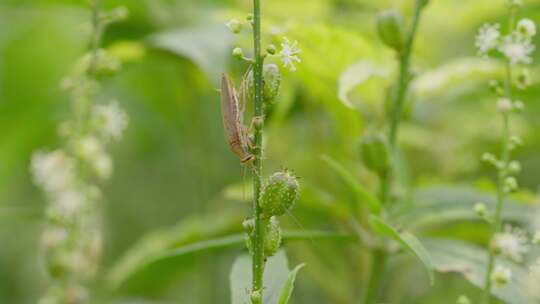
425,238 -> 536,304
148,24 -> 234,83
320,155 -> 381,214
277,263 -> 306,304
393,185 -> 536,229
230,250 -> 290,304
369,215 -> 434,285
108,226 -> 348,292
338,60 -> 389,108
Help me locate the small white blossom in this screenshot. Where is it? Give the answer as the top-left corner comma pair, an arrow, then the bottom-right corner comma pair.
499,34 -> 535,65
31,150 -> 75,193
53,189 -> 86,218
476,23 -> 501,56
517,18 -> 537,38
527,259 -> 540,299
497,98 -> 513,113
492,224 -> 529,262
491,265 -> 512,287
92,101 -> 128,141
280,37 -> 301,72
41,227 -> 69,248
92,153 -> 112,180
533,231 -> 540,245
76,136 -> 103,161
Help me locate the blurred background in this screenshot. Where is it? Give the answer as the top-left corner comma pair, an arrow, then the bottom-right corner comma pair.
1,0 -> 540,303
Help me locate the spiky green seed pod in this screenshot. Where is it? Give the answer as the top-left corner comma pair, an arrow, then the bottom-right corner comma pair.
376,10 -> 406,52
245,217 -> 282,257
260,170 -> 300,217
360,135 -> 390,175
263,64 -> 281,103
247,64 -> 281,105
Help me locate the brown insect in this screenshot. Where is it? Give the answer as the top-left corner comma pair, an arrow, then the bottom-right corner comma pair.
220,73 -> 256,164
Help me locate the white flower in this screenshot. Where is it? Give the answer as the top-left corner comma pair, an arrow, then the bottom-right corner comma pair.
498,34 -> 535,65
41,226 -> 68,248
527,259 -> 540,299
92,153 -> 112,180
31,150 -> 75,193
533,231 -> 540,245
517,18 -> 537,38
280,37 -> 301,72
475,23 -> 501,56
491,265 -> 512,287
492,224 -> 529,262
52,189 -> 86,218
76,136 -> 103,161
92,101 -> 128,141
497,98 -> 513,113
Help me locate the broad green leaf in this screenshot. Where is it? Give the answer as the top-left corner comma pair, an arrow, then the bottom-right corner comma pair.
277,263 -> 306,304
393,185 -> 536,229
320,155 -> 381,214
338,60 -> 389,108
425,238 -> 536,304
369,215 -> 434,285
230,250 -> 289,304
148,24 -> 234,83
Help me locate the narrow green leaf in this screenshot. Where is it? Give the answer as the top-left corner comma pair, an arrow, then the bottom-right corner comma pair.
320,155 -> 381,214
369,215 -> 434,285
278,263 -> 306,304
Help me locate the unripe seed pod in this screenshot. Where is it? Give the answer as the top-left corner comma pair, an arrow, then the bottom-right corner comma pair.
360,135 -> 390,175
226,19 -> 243,34
263,64 -> 281,103
250,290 -> 262,302
247,64 -> 281,105
376,10 -> 406,52
252,116 -> 264,131
245,217 -> 282,257
260,170 -> 300,217
232,47 -> 244,59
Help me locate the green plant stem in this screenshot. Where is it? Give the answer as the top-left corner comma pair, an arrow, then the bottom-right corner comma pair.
251,0 -> 265,302
361,248 -> 388,304
363,2 -> 426,304
481,9 -> 516,304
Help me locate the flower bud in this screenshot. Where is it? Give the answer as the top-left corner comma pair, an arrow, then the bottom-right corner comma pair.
508,161 -> 521,174
252,116 -> 264,131
516,69 -> 532,89
504,176 -> 518,193
533,231 -> 540,245
263,64 -> 281,103
491,265 -> 511,287
226,19 -> 243,34
456,295 -> 471,304
474,202 -> 487,217
360,135 -> 390,175
232,47 -> 244,59
266,44 -> 277,55
517,18 -> 536,38
260,170 -> 300,217
250,290 -> 262,302
243,218 -> 255,232
376,10 -> 406,52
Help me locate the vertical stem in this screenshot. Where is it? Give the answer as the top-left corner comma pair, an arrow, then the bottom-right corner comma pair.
481,10 -> 516,304
363,1 -> 426,303
251,0 -> 265,302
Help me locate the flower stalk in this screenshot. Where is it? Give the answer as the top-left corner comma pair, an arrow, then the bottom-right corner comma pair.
251,0 -> 266,301
362,1 -> 427,303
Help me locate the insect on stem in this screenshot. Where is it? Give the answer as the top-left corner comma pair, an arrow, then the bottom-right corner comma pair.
220,74 -> 257,166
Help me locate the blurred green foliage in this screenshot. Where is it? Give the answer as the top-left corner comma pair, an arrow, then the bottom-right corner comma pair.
2,0 -> 540,303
